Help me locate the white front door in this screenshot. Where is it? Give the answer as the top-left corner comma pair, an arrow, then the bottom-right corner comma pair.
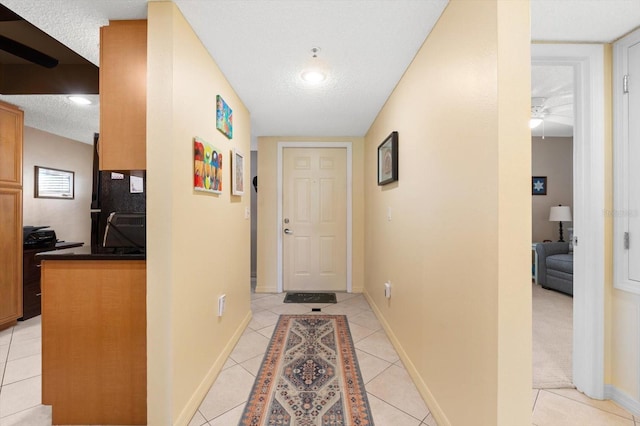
282,147 -> 347,291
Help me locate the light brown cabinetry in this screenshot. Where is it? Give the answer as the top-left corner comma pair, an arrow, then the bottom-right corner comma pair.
0,101 -> 23,327
99,20 -> 147,171
42,259 -> 146,425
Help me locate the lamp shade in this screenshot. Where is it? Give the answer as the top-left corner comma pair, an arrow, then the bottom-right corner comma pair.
549,205 -> 572,222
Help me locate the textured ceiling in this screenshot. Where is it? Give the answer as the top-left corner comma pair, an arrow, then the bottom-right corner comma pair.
0,0 -> 639,146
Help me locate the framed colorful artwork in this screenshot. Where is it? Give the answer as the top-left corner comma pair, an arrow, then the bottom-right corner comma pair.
216,95 -> 233,139
377,131 -> 398,185
194,136 -> 223,194
232,148 -> 244,196
532,176 -> 547,195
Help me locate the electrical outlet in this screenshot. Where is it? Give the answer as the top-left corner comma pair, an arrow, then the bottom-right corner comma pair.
384,282 -> 391,299
245,207 -> 250,219
218,294 -> 226,317
387,207 -> 392,221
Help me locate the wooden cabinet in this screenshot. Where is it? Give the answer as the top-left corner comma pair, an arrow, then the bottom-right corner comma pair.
42,259 -> 146,425
99,20 -> 147,171
0,101 -> 23,327
22,242 -> 83,320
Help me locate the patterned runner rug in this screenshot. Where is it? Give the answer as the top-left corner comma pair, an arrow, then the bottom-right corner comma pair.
240,314 -> 374,425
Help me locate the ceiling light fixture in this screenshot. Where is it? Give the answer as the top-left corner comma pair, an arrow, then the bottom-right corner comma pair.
529,118 -> 543,128
300,47 -> 327,84
68,96 -> 92,105
301,70 -> 326,83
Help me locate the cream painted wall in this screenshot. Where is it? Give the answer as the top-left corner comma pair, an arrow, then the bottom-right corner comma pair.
256,136 -> 364,293
147,3 -> 251,424
22,126 -> 92,244
363,1 -> 531,425
531,136 -> 573,242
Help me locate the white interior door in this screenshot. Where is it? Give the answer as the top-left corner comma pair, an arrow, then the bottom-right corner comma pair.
627,42 -> 640,283
283,147 -> 347,292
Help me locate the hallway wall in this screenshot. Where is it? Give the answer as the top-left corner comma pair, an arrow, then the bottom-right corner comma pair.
363,0 -> 531,424
146,3 -> 252,424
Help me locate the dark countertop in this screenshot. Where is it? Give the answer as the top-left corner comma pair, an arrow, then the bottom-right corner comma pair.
24,241 -> 84,253
36,245 -> 145,261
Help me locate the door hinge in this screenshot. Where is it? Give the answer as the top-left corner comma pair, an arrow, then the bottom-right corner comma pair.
624,232 -> 630,249
623,75 -> 629,94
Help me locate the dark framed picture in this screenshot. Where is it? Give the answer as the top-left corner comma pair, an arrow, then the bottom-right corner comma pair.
377,131 -> 398,185
532,176 -> 547,195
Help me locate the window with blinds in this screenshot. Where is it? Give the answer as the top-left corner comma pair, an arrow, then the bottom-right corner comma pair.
35,166 -> 74,199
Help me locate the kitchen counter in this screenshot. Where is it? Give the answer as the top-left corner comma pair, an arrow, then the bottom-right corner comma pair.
36,245 -> 145,261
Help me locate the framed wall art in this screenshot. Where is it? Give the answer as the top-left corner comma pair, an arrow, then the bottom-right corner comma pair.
194,136 -> 223,194
532,176 -> 547,195
232,148 -> 244,196
216,95 -> 233,139
377,131 -> 399,185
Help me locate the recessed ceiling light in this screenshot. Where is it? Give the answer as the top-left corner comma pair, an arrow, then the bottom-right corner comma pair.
68,96 -> 92,105
300,70 -> 326,83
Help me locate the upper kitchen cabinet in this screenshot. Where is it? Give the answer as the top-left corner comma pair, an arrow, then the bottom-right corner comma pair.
99,20 -> 147,171
0,101 -> 23,187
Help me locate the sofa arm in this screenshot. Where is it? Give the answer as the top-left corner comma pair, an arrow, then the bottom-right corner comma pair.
535,242 -> 570,285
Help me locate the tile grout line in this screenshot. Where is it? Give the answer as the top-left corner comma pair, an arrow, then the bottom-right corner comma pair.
540,388 -> 635,421
208,401 -> 248,423
366,391 -> 426,424
0,325 -> 16,394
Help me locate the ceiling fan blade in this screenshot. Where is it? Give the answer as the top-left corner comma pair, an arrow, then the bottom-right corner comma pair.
0,34 -> 58,68
544,114 -> 573,126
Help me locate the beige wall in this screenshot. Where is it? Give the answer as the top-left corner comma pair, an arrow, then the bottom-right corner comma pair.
363,1 -> 531,425
256,136 -> 365,293
22,126 -> 92,244
147,3 -> 251,424
531,136 -> 573,242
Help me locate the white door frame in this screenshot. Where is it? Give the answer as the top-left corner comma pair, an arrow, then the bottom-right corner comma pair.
276,141 -> 353,293
532,44 -> 605,399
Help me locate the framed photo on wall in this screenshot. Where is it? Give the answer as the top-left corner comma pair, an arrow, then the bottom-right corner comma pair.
232,148 -> 244,196
377,131 -> 399,185
194,136 -> 223,194
532,176 -> 547,195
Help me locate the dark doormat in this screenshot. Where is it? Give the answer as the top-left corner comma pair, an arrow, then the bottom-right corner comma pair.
283,292 -> 337,304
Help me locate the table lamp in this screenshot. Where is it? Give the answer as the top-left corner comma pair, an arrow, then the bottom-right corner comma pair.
549,205 -> 572,242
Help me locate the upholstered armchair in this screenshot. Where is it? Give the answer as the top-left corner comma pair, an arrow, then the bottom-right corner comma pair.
535,242 -> 573,296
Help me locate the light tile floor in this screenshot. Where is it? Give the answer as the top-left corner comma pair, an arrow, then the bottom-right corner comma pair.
1,294 -> 638,425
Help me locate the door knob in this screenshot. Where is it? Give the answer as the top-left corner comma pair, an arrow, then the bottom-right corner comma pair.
284,228 -> 293,235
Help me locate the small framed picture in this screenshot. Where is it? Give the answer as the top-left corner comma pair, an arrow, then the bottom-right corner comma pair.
232,148 -> 244,196
532,176 -> 547,195
377,131 -> 398,185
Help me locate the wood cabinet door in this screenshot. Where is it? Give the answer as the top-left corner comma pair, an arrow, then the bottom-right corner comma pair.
0,101 -> 23,186
99,20 -> 147,171
0,188 -> 23,323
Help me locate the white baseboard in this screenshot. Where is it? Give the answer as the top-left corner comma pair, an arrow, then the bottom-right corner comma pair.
604,384 -> 640,417
174,310 -> 253,426
363,290 -> 450,426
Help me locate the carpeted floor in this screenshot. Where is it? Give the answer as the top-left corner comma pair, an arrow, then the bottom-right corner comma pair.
240,314 -> 373,425
532,282 -> 574,389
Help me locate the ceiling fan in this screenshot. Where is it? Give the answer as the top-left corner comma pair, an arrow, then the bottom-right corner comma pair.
0,4 -> 58,68
530,96 -> 574,136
